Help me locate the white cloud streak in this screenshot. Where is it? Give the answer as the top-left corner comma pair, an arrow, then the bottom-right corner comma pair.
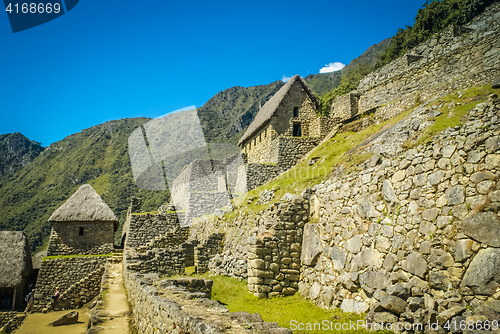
319,62 -> 346,73
281,75 -> 292,82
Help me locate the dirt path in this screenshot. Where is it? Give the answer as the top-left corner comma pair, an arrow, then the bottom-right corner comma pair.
14,309 -> 90,334
99,260 -> 131,334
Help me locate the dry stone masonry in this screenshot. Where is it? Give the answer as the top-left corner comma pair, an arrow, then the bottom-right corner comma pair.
300,97 -> 500,327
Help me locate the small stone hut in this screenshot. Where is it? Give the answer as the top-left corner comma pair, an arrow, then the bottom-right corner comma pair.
46,184 -> 118,256
0,231 -> 33,310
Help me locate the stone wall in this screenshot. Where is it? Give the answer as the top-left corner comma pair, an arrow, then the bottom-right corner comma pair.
33,257 -> 107,312
299,97 -> 500,324
276,137 -> 321,171
185,191 -> 231,222
247,194 -> 309,298
357,3 -> 500,118
331,92 -> 361,121
125,246 -> 185,277
244,125 -> 276,164
0,312 -> 25,333
195,233 -> 225,274
123,258 -> 291,334
245,163 -> 282,191
47,222 -> 115,256
123,211 -> 180,249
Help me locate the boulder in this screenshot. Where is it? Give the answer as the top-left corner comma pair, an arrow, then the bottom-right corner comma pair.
359,270 -> 391,291
493,76 -> 500,89
301,224 -> 321,265
380,295 -> 407,314
461,212 -> 500,247
341,299 -> 369,314
445,185 -> 464,205
402,252 -> 427,278
51,311 -> 79,326
462,248 -> 500,295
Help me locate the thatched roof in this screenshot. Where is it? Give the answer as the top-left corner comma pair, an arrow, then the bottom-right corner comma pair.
0,231 -> 33,288
48,184 -> 118,228
238,75 -> 320,146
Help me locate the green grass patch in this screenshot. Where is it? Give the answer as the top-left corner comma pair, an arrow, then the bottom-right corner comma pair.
186,274 -> 388,334
43,253 -> 113,261
413,85 -> 500,147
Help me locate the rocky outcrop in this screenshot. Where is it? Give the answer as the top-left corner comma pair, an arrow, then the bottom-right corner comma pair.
0,132 -> 43,177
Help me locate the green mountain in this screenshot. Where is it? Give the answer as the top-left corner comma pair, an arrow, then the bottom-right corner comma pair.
197,81 -> 284,144
303,72 -> 342,96
340,37 -> 392,77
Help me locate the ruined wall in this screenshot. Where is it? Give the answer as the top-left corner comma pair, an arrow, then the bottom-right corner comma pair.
125,246 -> 186,277
358,3 -> 500,118
247,194 -> 309,298
123,261 -> 292,334
276,137 -> 321,171
47,222 -> 114,256
194,233 -> 225,274
244,125 -> 275,164
185,191 -> 231,222
299,98 -> 500,324
33,257 -> 107,312
245,163 -> 282,191
0,312 -> 25,333
331,92 -> 361,121
123,211 -> 180,249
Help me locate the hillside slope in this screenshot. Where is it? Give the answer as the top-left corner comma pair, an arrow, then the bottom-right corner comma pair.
0,132 -> 44,178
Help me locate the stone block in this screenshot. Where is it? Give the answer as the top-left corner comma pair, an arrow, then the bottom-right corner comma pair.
402,252 -> 427,278
461,212 -> 500,247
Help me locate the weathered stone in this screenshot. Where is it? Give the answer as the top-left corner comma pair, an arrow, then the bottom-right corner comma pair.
359,270 -> 390,290
477,180 -> 495,194
375,236 -> 391,253
428,249 -> 454,268
407,297 -> 424,311
486,136 -> 500,153
413,173 -> 427,187
402,252 -> 427,278
420,241 -> 432,254
301,224 -> 321,265
329,246 -> 347,271
382,180 -> 398,211
343,235 -> 362,254
380,295 -> 407,314
462,248 -> 500,295
428,170 -> 445,185
485,154 -> 500,169
470,171 -> 496,183
373,312 -> 398,324
445,185 -> 465,205
442,145 -> 456,158
51,311 -> 79,326
383,253 -> 397,270
340,299 -> 369,314
309,282 -> 321,300
468,150 -> 485,163
429,270 -> 450,290
461,212 -> 500,247
249,259 -> 266,270
493,76 -> 500,89
352,248 -> 381,271
422,209 -> 440,221
392,170 -> 406,183
387,283 -> 407,299
453,239 -> 474,262
436,306 -> 466,325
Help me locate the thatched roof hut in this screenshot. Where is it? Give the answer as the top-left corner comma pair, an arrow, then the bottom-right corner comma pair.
0,231 -> 33,288
48,184 -> 119,230
237,75 -> 320,146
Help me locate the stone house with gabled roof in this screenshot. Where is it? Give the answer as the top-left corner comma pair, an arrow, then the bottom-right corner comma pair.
237,75 -> 333,170
47,184 -> 118,256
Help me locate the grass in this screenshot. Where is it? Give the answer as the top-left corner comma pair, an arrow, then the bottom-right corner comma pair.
42,253 -> 113,261
178,273 -> 389,334
413,85 -> 500,146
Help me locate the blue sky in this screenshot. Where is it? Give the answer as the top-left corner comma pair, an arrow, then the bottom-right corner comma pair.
1,0 -> 427,146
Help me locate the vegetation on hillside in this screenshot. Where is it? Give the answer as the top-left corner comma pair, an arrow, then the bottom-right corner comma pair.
0,132 -> 44,177
377,0 -> 496,67
303,72 -> 342,96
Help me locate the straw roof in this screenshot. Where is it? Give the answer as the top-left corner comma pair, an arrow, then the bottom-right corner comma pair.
0,231 -> 33,288
48,184 -> 118,228
237,75 -> 320,146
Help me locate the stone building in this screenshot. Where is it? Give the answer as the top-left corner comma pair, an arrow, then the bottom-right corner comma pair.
46,184 -> 118,256
330,91 -> 361,122
0,232 -> 33,310
237,75 -> 329,166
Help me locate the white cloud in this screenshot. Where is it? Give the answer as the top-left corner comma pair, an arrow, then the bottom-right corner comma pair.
281,75 -> 292,82
319,62 -> 346,73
